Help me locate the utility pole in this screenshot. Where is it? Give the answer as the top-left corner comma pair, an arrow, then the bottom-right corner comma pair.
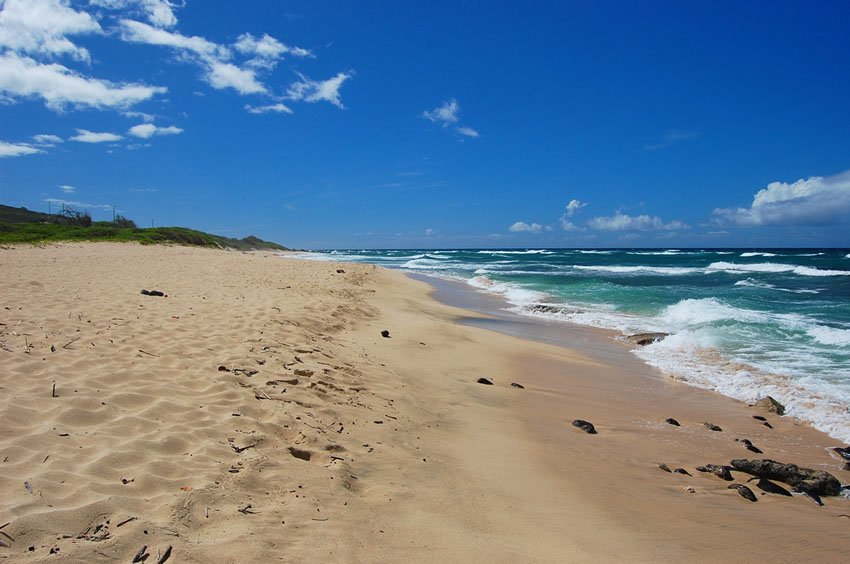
112,205 -> 116,222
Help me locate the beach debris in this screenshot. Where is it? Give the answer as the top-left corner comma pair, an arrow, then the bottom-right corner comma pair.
217,365 -> 230,372
728,483 -> 758,502
754,396 -> 785,416
752,415 -> 767,421
703,422 -> 722,432
625,332 -> 670,346
138,349 -> 159,357
665,418 -> 680,426
336,269 -> 345,274
23,480 -> 33,493
752,478 -> 793,497
50,344 -> 55,352
844,462 -> 850,471
140,289 -> 165,297
735,438 -> 763,454
121,477 -> 135,484
476,378 -> 494,385
674,468 -> 692,476
157,545 -> 173,564
132,545 -> 148,563
658,463 -> 672,473
116,516 -> 137,528
510,382 -> 525,389
696,464 -> 734,481
294,368 -> 314,377
833,446 -> 850,461
730,459 -> 842,496
681,486 -> 696,494
380,330 -> 390,338
572,419 -> 597,434
288,447 -> 312,461
51,382 -> 57,397
237,504 -> 257,515
233,368 -> 259,377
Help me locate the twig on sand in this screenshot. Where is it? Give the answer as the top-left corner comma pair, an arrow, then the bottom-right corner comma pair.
312,517 -> 329,522
231,443 -> 256,454
205,507 -> 209,519
156,545 -> 172,564
52,382 -> 57,397
62,337 -> 80,349
255,390 -> 271,400
138,349 -> 159,357
131,545 -> 148,563
116,516 -> 137,528
237,504 -> 257,515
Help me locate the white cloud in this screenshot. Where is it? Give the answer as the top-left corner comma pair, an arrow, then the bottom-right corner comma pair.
286,72 -> 352,108
235,33 -> 311,69
425,228 -> 436,236
586,211 -> 689,231
45,197 -> 112,210
91,0 -> 179,28
0,140 -> 42,158
58,184 -> 75,193
32,133 -> 63,145
422,98 -> 459,126
70,128 -> 123,143
128,123 -> 182,138
0,51 -> 166,110
119,18 -> 225,58
712,169 -> 850,226
245,102 -> 293,114
457,126 -> 479,138
509,221 -> 544,233
565,199 -> 586,217
123,110 -> 155,122
206,61 -> 266,94
0,0 -> 102,62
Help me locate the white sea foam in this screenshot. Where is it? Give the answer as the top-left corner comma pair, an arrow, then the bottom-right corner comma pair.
707,261 -> 850,277
572,265 -> 701,275
807,325 -> 850,346
627,250 -> 684,256
477,249 -> 551,255
577,250 -> 613,255
733,278 -> 820,294
466,275 -> 549,306
740,252 -> 777,257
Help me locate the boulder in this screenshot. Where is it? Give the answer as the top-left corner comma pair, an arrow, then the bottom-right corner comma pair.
730,459 -> 842,496
754,396 -> 785,416
625,332 -> 670,346
696,464 -> 734,481
531,304 -> 563,314
658,463 -> 672,473
572,419 -> 597,434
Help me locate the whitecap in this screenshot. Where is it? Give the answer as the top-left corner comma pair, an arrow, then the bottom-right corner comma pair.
707,261 -> 850,277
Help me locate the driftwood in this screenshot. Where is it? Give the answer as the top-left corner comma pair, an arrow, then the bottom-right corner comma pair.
132,545 -> 148,563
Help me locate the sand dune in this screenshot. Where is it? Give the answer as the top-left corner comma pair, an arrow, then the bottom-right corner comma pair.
1,243 -> 848,562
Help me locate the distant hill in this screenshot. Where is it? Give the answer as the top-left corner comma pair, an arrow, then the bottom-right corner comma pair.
0,204 -> 289,251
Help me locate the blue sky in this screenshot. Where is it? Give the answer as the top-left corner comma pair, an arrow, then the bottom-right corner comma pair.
1,0 -> 849,249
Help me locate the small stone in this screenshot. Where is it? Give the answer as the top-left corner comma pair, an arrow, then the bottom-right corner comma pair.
703,422 -> 722,432
665,418 -> 680,426
696,464 -> 734,481
754,478 -> 792,497
754,396 -> 785,416
572,419 -> 597,434
336,269 -> 345,274
682,485 -> 696,494
659,463 -> 672,473
674,468 -> 692,476
476,378 -> 493,385
763,421 -> 774,429
293,368 -> 314,377
510,382 -> 525,389
746,444 -> 764,454
752,415 -> 767,422
728,483 -> 757,502
380,330 -> 390,338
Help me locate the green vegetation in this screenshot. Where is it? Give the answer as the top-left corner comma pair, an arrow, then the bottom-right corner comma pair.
0,205 -> 288,251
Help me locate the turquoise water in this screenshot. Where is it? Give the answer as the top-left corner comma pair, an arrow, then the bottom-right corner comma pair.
295,248 -> 850,442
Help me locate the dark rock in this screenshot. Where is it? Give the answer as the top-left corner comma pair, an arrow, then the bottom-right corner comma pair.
754,478 -> 792,497
510,382 -> 525,389
625,332 -> 670,346
843,462 -> 850,471
763,421 -> 774,429
572,419 -> 597,434
793,485 -> 824,506
336,269 -> 345,273
659,463 -> 672,473
665,418 -> 680,426
476,378 -> 493,385
752,415 -> 767,421
703,422 -> 722,432
728,483 -> 757,502
288,447 -> 312,461
140,289 -> 165,297
737,438 -> 753,446
730,459 -> 842,496
674,468 -> 692,476
293,368 -> 313,377
746,444 -> 764,454
380,330 -> 390,338
754,396 -> 785,416
833,446 -> 850,461
696,464 -> 734,481
531,304 -> 563,314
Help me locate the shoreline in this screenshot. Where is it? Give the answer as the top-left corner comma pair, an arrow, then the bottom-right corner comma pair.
1,243 -> 848,562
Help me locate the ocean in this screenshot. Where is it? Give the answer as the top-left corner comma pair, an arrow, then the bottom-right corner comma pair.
294,248 -> 850,443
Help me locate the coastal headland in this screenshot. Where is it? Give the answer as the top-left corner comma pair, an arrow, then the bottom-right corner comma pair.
1,243 -> 848,562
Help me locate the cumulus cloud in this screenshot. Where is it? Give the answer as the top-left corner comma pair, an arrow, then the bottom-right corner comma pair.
286,72 -> 352,108
559,199 -> 587,231
91,0 -> 179,28
564,199 -> 586,217
457,126 -> 479,138
0,0 -> 102,62
45,197 -> 112,210
58,184 -> 75,193
245,103 -> 293,114
32,133 -> 63,145
0,140 -> 42,158
712,169 -> 850,226
123,110 -> 155,122
422,99 -> 459,126
128,123 -> 182,138
119,18 -> 224,58
0,51 -> 166,110
70,129 -> 123,143
425,228 -> 436,236
509,221 -> 545,233
235,33 -> 311,69
206,61 -> 266,94
586,211 -> 689,231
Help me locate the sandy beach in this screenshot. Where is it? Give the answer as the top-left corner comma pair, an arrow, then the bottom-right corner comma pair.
1,243 -> 848,563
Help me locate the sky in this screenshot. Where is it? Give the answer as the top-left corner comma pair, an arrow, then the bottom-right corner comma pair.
1,0 -> 849,249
